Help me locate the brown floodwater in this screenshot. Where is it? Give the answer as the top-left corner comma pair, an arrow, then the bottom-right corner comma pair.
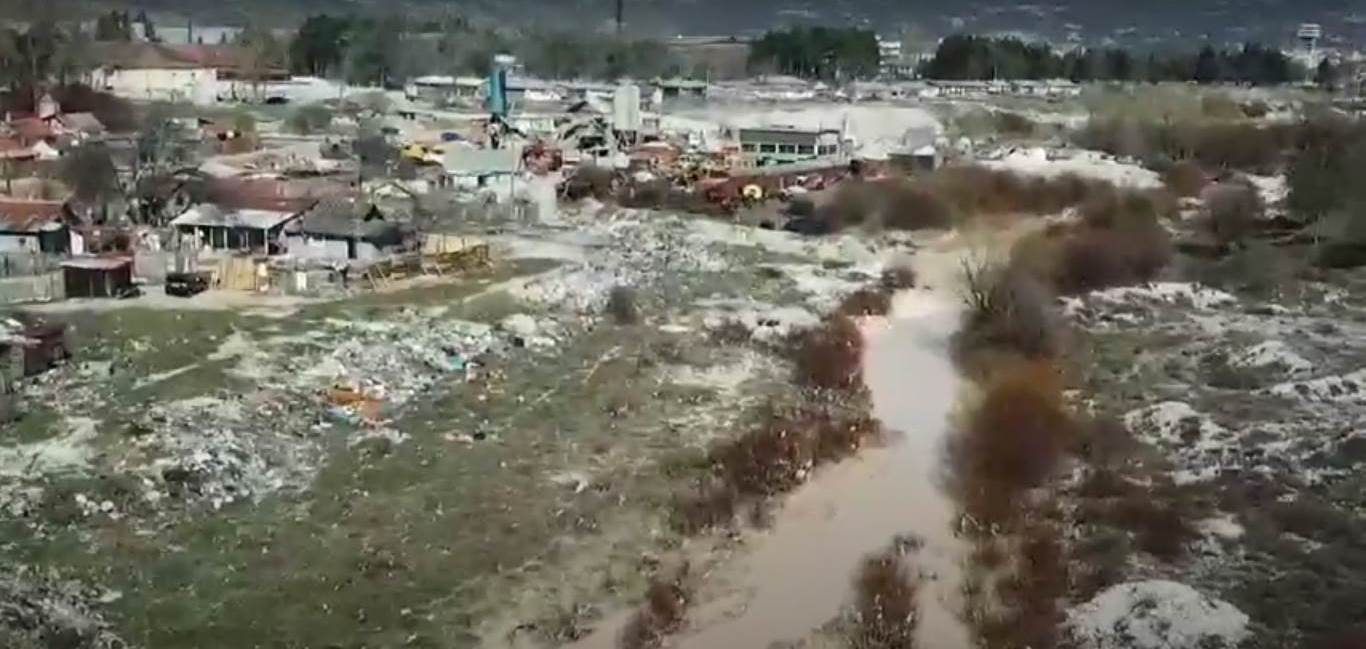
667,288 -> 971,649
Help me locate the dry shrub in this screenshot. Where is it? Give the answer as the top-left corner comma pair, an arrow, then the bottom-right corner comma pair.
712,406 -> 879,499
969,518 -> 1068,649
1053,225 -> 1171,294
995,111 -> 1037,137
927,166 -> 1108,220
1203,180 -> 1264,245
708,319 -> 753,345
955,261 -> 1063,371
814,413 -> 879,464
880,179 -> 956,230
606,285 -> 641,325
674,485 -> 739,533
713,414 -> 817,497
824,180 -> 882,230
1162,160 -> 1210,197
619,567 -> 691,649
949,362 -> 1077,525
562,166 -> 617,201
791,315 -> 864,391
880,264 -> 917,291
1009,187 -> 1173,295
851,547 -> 920,649
1107,496 -> 1194,560
839,287 -> 893,317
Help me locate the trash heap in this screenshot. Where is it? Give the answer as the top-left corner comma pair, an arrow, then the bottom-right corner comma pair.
0,566 -> 126,649
298,316 -> 502,423
130,393 -> 317,511
513,211 -> 728,313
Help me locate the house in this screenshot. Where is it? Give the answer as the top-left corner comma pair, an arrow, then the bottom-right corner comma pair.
85,42 -> 286,105
86,42 -> 220,104
285,199 -> 408,262
652,78 -> 709,101
738,127 -> 843,166
404,75 -> 485,104
0,199 -> 74,253
441,146 -> 523,194
60,257 -> 134,298
171,202 -> 307,254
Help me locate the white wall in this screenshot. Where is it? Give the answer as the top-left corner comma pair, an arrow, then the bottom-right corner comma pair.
0,233 -> 38,253
89,67 -> 218,105
287,235 -> 350,261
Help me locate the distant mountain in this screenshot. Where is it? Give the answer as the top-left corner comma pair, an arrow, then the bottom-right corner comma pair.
107,0 -> 1366,48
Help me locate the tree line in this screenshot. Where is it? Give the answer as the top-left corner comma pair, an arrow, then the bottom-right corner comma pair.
748,27 -> 880,80
921,35 -> 1304,85
288,13 -> 686,87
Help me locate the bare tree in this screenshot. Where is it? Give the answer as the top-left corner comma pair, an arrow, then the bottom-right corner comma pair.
60,143 -> 120,223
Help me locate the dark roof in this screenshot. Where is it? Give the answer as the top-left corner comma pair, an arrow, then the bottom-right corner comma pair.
288,198 -> 400,241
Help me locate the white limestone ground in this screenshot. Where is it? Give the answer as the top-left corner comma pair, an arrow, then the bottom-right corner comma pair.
1067,580 -> 1250,649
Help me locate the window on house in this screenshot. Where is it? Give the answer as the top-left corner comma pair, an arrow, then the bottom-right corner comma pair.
742,143 -> 757,152
778,144 -> 796,154
797,145 -> 814,155
759,143 -> 777,153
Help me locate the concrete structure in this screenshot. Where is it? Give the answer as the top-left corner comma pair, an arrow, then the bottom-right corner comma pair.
0,200 -> 72,254
738,127 -> 843,166
285,199 -> 406,262
171,203 -> 304,254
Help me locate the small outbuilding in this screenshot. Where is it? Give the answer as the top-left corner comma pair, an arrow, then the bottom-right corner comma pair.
61,257 -> 134,298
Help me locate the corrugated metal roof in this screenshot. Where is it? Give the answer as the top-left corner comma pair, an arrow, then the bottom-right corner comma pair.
171,204 -> 301,230
60,256 -> 132,271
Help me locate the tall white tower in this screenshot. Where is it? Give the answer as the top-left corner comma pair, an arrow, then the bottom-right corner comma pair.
1298,23 -> 1323,64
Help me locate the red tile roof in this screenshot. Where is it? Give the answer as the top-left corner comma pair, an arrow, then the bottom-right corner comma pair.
0,199 -> 67,233
204,177 -> 348,213
7,117 -> 52,143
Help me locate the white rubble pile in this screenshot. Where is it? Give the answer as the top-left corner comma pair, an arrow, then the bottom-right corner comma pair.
1067,580 -> 1249,649
0,567 -> 126,649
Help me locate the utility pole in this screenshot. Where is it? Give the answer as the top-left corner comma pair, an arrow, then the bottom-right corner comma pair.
615,0 -> 624,36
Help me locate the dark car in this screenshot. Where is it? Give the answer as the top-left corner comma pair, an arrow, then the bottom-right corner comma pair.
165,272 -> 210,298
782,216 -> 833,236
